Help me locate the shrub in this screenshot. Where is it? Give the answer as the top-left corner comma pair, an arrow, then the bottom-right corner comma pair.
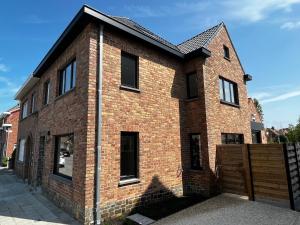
1,157 -> 8,167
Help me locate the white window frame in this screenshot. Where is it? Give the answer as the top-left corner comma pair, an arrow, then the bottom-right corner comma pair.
22,101 -> 28,119
18,139 -> 26,161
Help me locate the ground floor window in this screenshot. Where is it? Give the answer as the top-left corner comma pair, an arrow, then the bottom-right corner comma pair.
120,132 -> 138,180
54,134 -> 74,179
18,139 -> 25,161
190,134 -> 202,170
221,133 -> 244,144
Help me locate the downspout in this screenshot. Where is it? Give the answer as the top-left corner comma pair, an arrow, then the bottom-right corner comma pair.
95,24 -> 104,225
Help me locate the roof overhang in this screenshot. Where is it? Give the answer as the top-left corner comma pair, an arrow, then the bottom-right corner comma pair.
251,121 -> 264,131
184,47 -> 211,60
15,75 -> 39,100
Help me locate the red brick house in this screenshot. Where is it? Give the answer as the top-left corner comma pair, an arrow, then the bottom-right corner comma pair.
0,105 -> 20,163
14,5 -> 253,224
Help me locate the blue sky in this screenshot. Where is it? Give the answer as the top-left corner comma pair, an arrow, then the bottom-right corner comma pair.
0,0 -> 300,128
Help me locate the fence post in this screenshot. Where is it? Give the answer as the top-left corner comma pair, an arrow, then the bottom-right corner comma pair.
283,143 -> 295,210
242,144 -> 254,201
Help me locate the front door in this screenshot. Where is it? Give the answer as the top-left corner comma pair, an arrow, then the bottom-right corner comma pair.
252,131 -> 262,144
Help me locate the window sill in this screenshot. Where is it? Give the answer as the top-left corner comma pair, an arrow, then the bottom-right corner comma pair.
220,100 -> 240,108
55,88 -> 75,102
118,178 -> 140,187
120,85 -> 141,93
224,56 -> 231,61
50,174 -> 73,186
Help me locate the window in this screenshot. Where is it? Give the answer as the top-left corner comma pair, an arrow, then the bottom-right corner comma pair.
120,132 -> 138,180
18,139 -> 25,161
54,134 -> 74,179
187,73 -> 198,99
21,100 -> 28,119
221,133 -> 244,144
190,134 -> 202,170
59,60 -> 76,95
224,45 -> 230,59
121,52 -> 138,89
219,77 -> 239,105
31,93 -> 36,113
43,80 -> 50,105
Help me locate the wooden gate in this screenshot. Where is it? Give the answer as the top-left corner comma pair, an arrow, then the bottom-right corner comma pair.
217,143 -> 300,210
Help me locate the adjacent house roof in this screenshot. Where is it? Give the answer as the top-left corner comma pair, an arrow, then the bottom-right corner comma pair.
15,5 -> 227,100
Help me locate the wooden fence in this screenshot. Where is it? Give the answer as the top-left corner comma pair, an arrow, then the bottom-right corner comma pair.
216,143 -> 300,210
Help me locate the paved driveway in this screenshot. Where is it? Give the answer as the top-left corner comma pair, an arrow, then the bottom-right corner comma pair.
154,194 -> 300,225
0,168 -> 80,225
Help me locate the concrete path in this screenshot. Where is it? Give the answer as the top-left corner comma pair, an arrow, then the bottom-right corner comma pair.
0,168 -> 80,225
154,194 -> 300,225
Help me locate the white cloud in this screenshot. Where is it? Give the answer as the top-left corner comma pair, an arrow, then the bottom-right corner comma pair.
222,0 -> 300,22
281,21 -> 300,29
0,64 -> 9,72
261,90 -> 300,103
0,76 -> 20,98
251,92 -> 272,100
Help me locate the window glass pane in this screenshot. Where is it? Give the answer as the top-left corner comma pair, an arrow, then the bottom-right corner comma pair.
121,132 -> 138,179
55,134 -> 74,178
31,94 -> 35,113
219,79 -> 224,100
230,83 -> 235,103
59,71 -> 65,95
222,133 -> 244,144
18,139 -> 25,161
224,81 -> 231,102
224,46 -> 230,58
187,73 -> 198,98
22,101 -> 28,119
221,134 -> 227,144
190,134 -> 201,169
65,64 -> 72,92
44,81 -> 50,104
71,61 -> 76,88
121,53 -> 137,88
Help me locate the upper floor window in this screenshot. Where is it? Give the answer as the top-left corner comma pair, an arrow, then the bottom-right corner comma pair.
221,133 -> 244,144
21,100 -> 28,119
59,60 -> 76,96
224,45 -> 230,59
120,132 -> 138,181
219,77 -> 239,105
43,80 -> 50,105
31,93 -> 36,113
190,134 -> 202,170
187,73 -> 198,99
18,139 -> 26,161
121,52 -> 138,89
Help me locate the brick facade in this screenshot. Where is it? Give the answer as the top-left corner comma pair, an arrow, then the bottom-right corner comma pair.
15,8 -> 253,224
0,106 -> 20,161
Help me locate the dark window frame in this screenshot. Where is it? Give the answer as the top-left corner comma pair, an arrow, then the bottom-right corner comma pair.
190,133 -> 202,170
219,76 -> 239,106
53,133 -> 74,180
58,59 -> 77,96
43,80 -> 50,105
186,72 -> 198,99
223,45 -> 230,60
121,51 -> 139,89
221,133 -> 244,144
120,132 -> 139,181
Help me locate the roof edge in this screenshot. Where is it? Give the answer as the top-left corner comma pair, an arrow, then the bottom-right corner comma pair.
15,75 -> 39,100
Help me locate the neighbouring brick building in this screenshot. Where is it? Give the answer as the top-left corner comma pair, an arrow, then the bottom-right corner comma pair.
14,5 -> 254,224
248,98 -> 267,144
0,105 -> 20,163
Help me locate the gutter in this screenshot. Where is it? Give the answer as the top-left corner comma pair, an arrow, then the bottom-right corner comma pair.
95,24 -> 104,225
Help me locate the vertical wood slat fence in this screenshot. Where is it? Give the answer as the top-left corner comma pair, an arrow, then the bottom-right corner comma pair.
216,143 -> 300,210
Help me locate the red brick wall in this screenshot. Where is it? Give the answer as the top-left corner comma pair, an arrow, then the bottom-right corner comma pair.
204,26 -> 252,185
5,109 -> 20,157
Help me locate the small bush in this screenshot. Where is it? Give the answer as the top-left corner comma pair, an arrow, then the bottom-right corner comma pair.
1,157 -> 8,167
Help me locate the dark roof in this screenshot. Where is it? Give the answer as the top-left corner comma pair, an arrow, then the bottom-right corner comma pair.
32,5 -> 221,78
177,22 -> 224,54
111,16 -> 180,52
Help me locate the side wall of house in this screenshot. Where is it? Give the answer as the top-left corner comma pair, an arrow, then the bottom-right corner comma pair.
15,23 -> 95,224
99,27 -> 186,219
204,27 -> 252,190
